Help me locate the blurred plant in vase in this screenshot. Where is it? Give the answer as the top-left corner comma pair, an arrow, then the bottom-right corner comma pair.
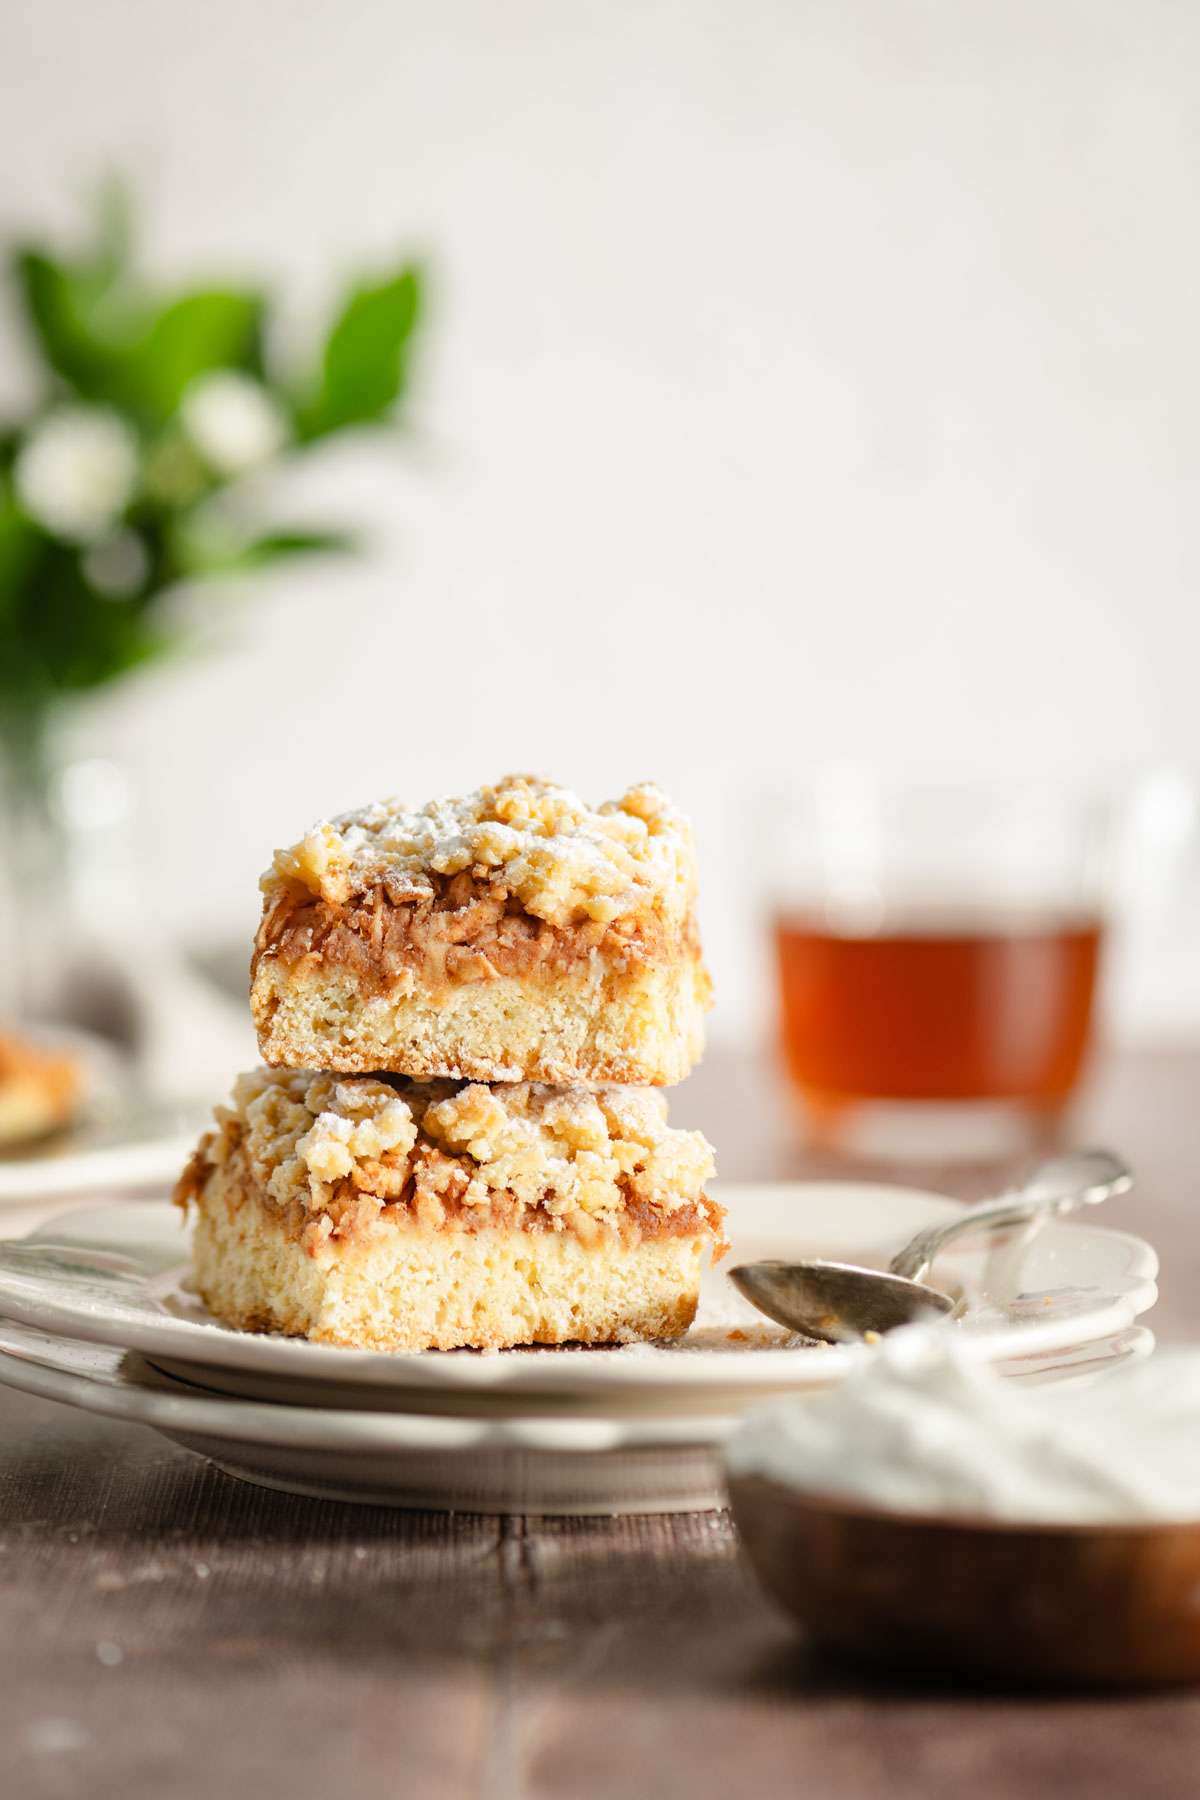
0,182 -> 424,1023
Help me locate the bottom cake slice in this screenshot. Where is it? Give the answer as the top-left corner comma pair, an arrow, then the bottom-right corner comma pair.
175,1068 -> 724,1351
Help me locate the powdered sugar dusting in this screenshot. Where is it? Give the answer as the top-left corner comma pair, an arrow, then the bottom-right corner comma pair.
265,773 -> 698,929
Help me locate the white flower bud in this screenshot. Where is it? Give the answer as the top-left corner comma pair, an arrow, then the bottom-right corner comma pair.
14,407 -> 139,541
82,528 -> 149,598
180,371 -> 288,476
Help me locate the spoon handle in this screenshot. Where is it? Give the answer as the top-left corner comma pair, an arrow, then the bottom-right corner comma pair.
888,1152 -> 1132,1285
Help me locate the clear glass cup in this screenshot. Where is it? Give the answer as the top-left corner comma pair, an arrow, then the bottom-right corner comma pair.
765,771 -> 1115,1158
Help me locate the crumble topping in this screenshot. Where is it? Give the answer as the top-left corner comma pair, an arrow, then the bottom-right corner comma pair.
179,1066 -> 717,1240
265,774 -> 697,930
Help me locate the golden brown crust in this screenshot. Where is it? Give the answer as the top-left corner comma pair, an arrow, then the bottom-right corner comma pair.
289,1291 -> 701,1351
198,1280 -> 700,1352
173,1143 -> 210,1211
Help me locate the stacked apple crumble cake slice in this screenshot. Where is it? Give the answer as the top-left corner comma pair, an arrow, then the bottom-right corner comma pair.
176,775 -> 723,1351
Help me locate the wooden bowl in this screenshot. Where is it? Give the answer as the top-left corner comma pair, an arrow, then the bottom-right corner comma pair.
728,1474 -> 1200,1687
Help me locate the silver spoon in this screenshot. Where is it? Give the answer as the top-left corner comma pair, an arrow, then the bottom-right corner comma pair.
727,1147 -> 1133,1345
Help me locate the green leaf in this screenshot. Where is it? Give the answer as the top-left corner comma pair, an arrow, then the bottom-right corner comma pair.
12,240 -> 265,424
229,527 -> 356,566
176,522 -> 357,578
10,182 -> 141,403
299,264 -> 422,439
0,494 -> 44,612
0,424 -> 24,470
0,540 -> 172,704
126,289 -> 266,420
11,249 -> 125,398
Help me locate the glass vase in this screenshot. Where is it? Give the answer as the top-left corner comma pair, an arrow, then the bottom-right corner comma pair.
0,705 -> 68,1024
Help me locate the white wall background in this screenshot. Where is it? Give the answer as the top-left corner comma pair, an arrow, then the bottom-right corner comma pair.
3,0 -> 1199,1041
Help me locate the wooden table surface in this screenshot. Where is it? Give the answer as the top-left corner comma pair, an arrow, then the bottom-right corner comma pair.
2,1048 -> 1199,1800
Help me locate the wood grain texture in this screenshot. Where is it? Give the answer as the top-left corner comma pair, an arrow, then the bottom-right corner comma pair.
2,1048 -> 1199,1799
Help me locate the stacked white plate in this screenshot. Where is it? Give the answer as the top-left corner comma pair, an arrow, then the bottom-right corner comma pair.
0,1183 -> 1158,1514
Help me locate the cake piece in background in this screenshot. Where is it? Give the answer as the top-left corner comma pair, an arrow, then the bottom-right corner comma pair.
250,774 -> 711,1086
175,1068 -> 725,1352
0,1030 -> 83,1147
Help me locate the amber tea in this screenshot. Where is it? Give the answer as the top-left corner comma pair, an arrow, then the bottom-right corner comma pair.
774,908 -> 1104,1112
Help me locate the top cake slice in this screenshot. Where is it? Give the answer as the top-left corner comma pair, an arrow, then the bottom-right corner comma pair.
250,773 -> 712,1085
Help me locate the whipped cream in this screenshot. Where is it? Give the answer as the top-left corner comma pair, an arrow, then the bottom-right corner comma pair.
727,1328 -> 1200,1523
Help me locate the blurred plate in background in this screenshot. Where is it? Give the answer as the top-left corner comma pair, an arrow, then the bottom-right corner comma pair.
0,1024 -> 202,1203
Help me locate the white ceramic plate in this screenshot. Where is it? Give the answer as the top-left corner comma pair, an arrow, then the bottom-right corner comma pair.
0,1317 -> 1155,1515
0,1184 -> 1158,1415
0,1126 -> 201,1206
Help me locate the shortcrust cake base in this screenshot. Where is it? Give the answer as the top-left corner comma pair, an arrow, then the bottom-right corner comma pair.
251,958 -> 709,1086
192,1187 -> 709,1352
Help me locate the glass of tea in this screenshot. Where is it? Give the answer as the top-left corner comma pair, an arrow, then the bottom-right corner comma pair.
768,771 -> 1112,1155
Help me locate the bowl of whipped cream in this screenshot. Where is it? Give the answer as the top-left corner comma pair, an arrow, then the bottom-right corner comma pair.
726,1327 -> 1200,1686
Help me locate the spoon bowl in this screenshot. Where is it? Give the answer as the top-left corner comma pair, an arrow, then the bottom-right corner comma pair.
728,1259 -> 954,1343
